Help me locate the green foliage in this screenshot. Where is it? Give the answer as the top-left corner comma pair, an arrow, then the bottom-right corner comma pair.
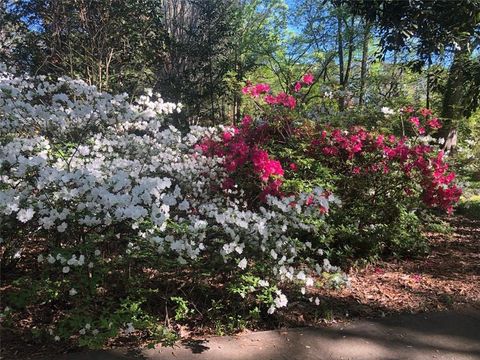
343,0 -> 480,58
6,0 -> 166,94
170,297 -> 193,322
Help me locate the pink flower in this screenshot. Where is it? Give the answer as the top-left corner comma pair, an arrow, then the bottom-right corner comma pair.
251,83 -> 270,97
294,82 -> 302,92
264,94 -> 278,105
222,131 -> 233,142
302,73 -> 314,85
420,108 -> 432,117
427,118 -> 442,129
251,148 -> 284,181
410,117 -> 420,127
224,159 -> 238,172
242,82 -> 270,97
275,92 -> 297,109
289,163 -> 298,172
322,147 -> 339,156
352,167 -> 361,174
241,115 -> 252,127
222,178 -> 235,190
260,179 -> 283,201
375,135 -> 385,148
318,205 -> 328,214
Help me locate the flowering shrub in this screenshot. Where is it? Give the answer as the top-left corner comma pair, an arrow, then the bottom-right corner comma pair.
204,76 -> 462,259
0,65 -> 341,347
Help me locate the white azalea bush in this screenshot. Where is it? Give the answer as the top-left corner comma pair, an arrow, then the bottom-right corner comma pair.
0,65 -> 342,348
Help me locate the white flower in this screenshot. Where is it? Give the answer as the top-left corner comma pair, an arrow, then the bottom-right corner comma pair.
78,145 -> 90,156
270,249 -> 278,260
258,280 -> 269,287
178,200 -> 189,211
17,208 -> 35,223
314,297 -> 320,306
37,254 -> 44,263
273,292 -> 288,308
296,271 -> 306,281
69,288 -> 77,296
62,266 -> 70,273
92,329 -> 99,336
85,323 -> 91,330
94,249 -> 101,256
237,258 -> 247,270
57,222 -> 67,232
79,328 -> 86,335
67,256 -> 77,266
54,336 -> 60,341
124,322 -> 135,334
381,107 -> 395,116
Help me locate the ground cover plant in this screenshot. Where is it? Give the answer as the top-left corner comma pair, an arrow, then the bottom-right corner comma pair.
0,65 -> 464,353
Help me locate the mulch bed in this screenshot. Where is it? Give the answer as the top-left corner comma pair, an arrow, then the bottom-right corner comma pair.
281,215 -> 480,326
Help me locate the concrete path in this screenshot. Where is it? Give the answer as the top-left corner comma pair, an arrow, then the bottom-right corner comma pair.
56,308 -> 480,360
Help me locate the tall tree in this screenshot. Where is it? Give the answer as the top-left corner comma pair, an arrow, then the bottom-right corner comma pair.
358,19 -> 371,106
158,0 -> 238,125
343,0 -> 480,149
6,0 -> 166,94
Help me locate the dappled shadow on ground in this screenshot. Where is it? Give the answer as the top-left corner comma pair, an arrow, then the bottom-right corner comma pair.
145,309 -> 480,359
180,338 -> 210,353
274,309 -> 480,360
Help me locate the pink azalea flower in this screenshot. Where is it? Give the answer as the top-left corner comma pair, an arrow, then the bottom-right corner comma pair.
409,117 -> 420,127
302,73 -> 314,85
420,108 -> 432,117
427,118 -> 442,129
222,131 -> 233,142
241,115 -> 252,127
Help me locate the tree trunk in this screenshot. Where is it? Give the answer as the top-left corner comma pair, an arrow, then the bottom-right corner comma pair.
359,20 -> 370,106
344,17 -> 355,87
426,57 -> 431,109
440,41 -> 471,152
337,14 -> 344,111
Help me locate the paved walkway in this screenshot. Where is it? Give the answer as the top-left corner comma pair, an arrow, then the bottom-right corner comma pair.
56,308 -> 480,360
